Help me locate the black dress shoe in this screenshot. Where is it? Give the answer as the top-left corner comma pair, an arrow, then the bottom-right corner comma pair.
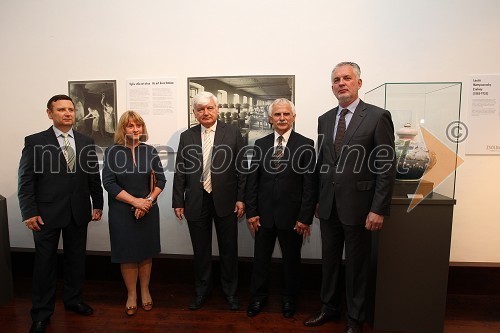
246,299 -> 265,317
29,320 -> 48,333
303,310 -> 341,326
64,302 -> 93,316
282,301 -> 296,318
188,295 -> 206,310
343,325 -> 362,333
226,295 -> 240,310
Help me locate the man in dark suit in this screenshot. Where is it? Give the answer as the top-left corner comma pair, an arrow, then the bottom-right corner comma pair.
245,98 -> 316,318
304,62 -> 396,333
172,91 -> 246,311
18,94 -> 104,333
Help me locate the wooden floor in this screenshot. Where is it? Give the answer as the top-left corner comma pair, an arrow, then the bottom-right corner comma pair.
1,277 -> 499,333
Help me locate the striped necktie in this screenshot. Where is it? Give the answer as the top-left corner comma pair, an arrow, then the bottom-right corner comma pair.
61,133 -> 75,171
272,135 -> 284,168
202,129 -> 213,193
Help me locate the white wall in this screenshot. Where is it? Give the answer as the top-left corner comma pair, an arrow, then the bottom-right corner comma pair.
1,0 -> 499,263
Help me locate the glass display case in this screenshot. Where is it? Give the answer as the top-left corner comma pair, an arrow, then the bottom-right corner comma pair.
364,82 -> 462,199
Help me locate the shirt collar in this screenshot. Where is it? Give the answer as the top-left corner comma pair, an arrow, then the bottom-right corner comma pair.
338,97 -> 360,115
52,126 -> 74,138
274,128 -> 292,143
201,120 -> 217,133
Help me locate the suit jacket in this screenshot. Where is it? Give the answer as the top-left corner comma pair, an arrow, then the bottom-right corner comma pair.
172,122 -> 246,221
18,127 -> 104,227
246,131 -> 316,229
316,100 -> 396,225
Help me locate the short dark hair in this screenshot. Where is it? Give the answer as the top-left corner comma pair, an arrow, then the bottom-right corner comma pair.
47,94 -> 74,109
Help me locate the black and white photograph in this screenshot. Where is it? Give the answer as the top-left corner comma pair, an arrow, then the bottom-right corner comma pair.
68,80 -> 117,147
188,75 -> 295,146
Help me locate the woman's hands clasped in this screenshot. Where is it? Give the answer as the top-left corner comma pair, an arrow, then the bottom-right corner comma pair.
132,197 -> 153,220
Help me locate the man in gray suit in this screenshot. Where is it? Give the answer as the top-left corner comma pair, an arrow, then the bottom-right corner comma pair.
172,91 -> 246,311
304,62 -> 396,333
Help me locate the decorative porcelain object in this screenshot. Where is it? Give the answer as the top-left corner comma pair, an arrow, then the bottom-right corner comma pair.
395,123 -> 435,180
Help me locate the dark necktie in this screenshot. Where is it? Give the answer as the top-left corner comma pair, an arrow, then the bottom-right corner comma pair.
334,109 -> 349,155
272,135 -> 284,168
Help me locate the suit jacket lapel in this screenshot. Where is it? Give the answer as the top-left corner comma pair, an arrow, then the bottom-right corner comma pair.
73,131 -> 85,172
324,108 -> 338,160
190,124 -> 202,145
74,131 -> 82,154
43,127 -> 68,170
261,133 -> 275,169
343,100 -> 367,146
213,121 -> 226,146
44,127 -> 60,146
189,125 -> 203,163
285,131 -> 298,158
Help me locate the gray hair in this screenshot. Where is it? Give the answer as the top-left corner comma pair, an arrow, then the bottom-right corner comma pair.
331,62 -> 361,83
267,98 -> 296,117
192,91 -> 218,110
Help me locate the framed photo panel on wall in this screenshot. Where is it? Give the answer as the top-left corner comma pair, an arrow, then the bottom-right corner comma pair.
68,80 -> 117,148
187,75 -> 295,146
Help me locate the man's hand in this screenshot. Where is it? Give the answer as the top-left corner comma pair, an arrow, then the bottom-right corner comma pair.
294,221 -> 311,239
234,201 -> 245,218
91,209 -> 103,221
247,216 -> 260,235
24,216 -> 44,231
314,203 -> 319,218
365,212 -> 384,231
174,208 -> 184,220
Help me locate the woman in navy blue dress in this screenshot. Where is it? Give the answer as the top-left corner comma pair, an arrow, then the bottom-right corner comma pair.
102,111 -> 166,316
